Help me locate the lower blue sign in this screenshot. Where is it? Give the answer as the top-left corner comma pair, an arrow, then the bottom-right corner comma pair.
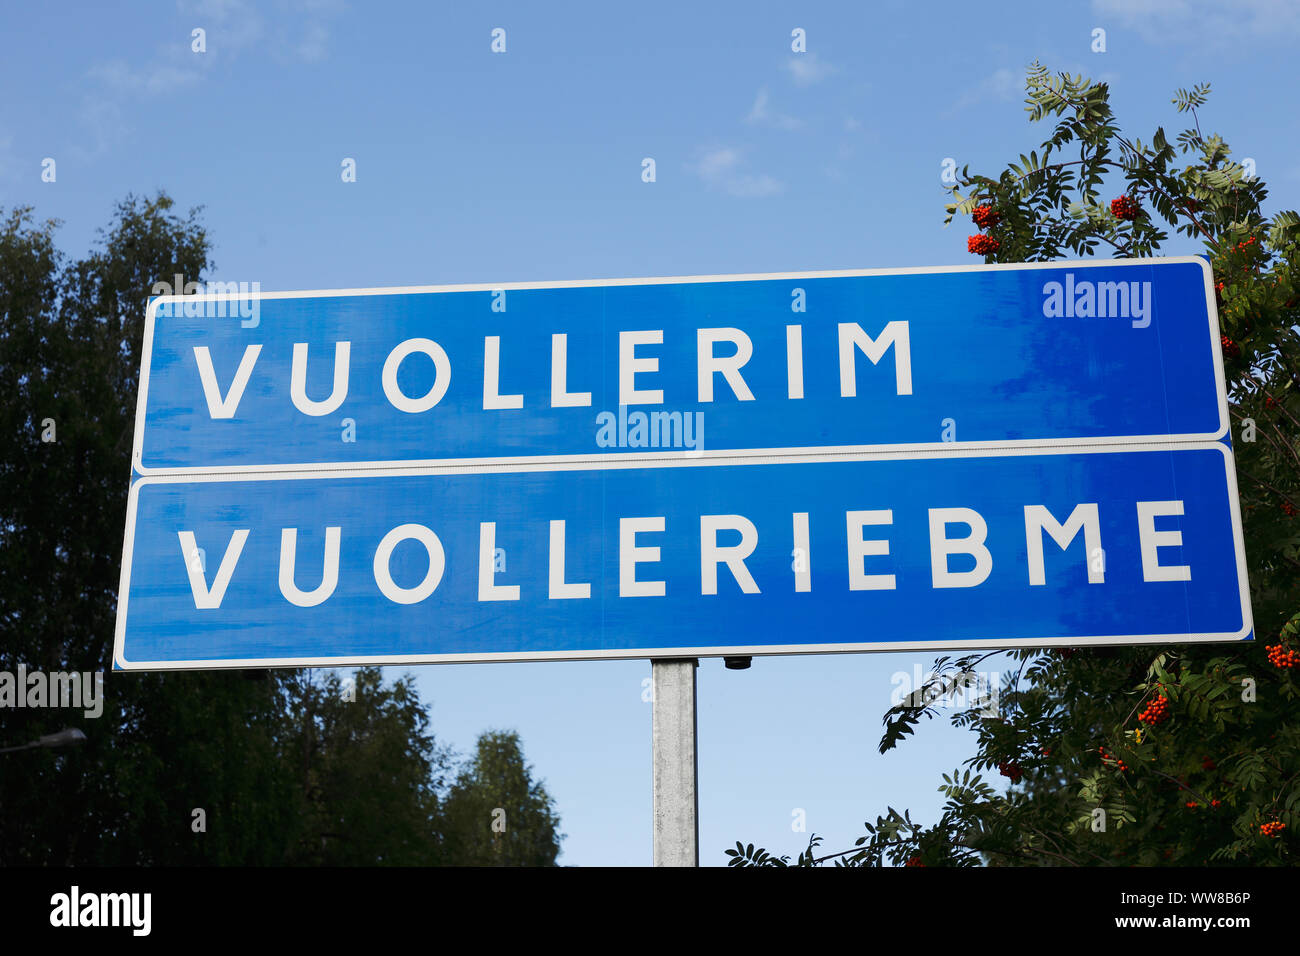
114,443 -> 1251,669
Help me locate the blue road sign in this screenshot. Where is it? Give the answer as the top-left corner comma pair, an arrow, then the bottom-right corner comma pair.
114,443 -> 1251,670
132,258 -> 1226,473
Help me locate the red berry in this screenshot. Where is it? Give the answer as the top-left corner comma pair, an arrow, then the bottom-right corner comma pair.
1266,643 -> 1299,667
972,204 -> 1002,229
1111,195 -> 1140,221
1098,745 -> 1129,772
1138,693 -> 1171,725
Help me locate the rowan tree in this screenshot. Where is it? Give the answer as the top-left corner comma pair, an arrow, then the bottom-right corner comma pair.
730,63 -> 1299,867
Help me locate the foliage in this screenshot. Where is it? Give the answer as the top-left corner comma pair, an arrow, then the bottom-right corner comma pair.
731,64 -> 1300,867
280,668 -> 453,865
441,730 -> 564,866
0,195 -> 561,865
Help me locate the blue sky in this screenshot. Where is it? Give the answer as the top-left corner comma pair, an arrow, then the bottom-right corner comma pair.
3,0 -> 1297,865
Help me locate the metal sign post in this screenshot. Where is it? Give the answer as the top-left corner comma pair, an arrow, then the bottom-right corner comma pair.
652,658 -> 698,866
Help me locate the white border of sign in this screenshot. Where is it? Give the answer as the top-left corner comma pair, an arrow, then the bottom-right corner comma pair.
114,440 -> 1252,671
131,256 -> 1229,476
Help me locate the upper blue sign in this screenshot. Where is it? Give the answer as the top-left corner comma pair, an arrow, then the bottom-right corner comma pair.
133,258 -> 1226,473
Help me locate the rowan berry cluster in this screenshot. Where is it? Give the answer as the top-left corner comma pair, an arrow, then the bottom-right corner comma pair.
1201,756 -> 1216,771
1110,195 -> 1140,221
1138,695 -> 1170,725
972,204 -> 1002,229
967,234 -> 1000,255
1266,643 -> 1298,668
1282,502 -> 1298,518
997,760 -> 1023,782
1260,821 -> 1286,838
1098,745 -> 1130,772
1185,801 -> 1199,809
1221,334 -> 1240,359
904,856 -> 926,867
1232,236 -> 1258,252
1211,799 -> 1222,808
1265,396 -> 1278,408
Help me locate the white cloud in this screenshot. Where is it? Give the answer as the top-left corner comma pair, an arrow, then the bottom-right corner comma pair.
746,88 -> 802,130
783,52 -> 836,87
87,59 -> 204,97
696,147 -> 741,178
296,22 -> 330,63
945,67 -> 1020,115
78,54 -> 209,157
179,0 -> 343,63
75,1 -> 345,157
1091,0 -> 1300,43
279,0 -> 347,63
692,147 -> 783,198
179,0 -> 267,57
